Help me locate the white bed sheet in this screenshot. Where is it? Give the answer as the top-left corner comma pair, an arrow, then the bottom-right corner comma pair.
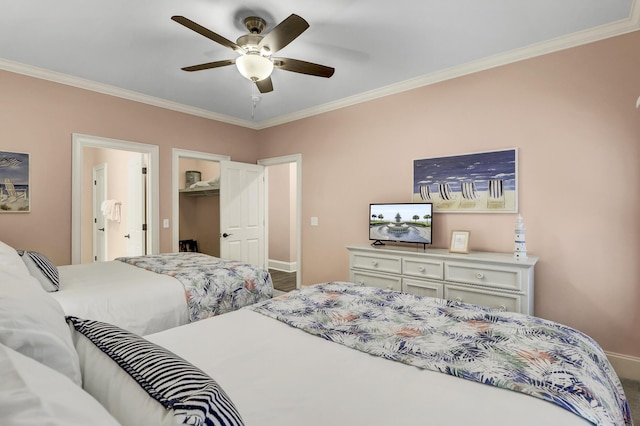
51,261 -> 189,335
147,309 -> 590,426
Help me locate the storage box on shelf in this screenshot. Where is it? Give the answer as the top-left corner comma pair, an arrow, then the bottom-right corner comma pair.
347,244 -> 538,315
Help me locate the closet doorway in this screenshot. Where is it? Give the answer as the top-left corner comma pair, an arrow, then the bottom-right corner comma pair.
172,150 -> 301,290
171,150 -> 230,254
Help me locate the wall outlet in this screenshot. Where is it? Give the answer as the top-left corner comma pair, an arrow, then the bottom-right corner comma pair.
310,217 -> 319,226
163,219 -> 169,228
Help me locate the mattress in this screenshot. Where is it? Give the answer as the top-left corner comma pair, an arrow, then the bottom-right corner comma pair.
51,261 -> 189,335
147,308 -> 591,426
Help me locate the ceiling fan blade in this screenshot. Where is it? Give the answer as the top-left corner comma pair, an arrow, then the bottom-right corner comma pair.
273,58 -> 335,78
256,77 -> 274,93
181,59 -> 236,72
259,14 -> 309,54
172,16 -> 243,53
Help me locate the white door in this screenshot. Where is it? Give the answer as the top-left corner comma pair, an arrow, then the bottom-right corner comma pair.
127,154 -> 146,256
92,164 -> 107,262
219,160 -> 265,267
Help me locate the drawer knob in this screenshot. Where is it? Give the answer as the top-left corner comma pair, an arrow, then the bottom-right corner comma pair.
498,305 -> 507,312
418,266 -> 425,272
356,281 -> 365,286
371,261 -> 378,267
475,272 -> 485,280
455,297 -> 463,303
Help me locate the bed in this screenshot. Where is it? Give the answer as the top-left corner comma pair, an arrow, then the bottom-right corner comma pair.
1,246 -> 632,426
4,240 -> 273,335
138,282 -> 631,426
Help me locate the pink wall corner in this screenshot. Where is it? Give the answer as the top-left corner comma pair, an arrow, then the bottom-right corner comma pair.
257,31 -> 640,357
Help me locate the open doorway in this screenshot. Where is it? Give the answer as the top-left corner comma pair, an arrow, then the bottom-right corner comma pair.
172,150 -> 302,290
71,134 -> 159,265
177,158 -> 221,256
171,149 -> 230,253
259,154 -> 302,291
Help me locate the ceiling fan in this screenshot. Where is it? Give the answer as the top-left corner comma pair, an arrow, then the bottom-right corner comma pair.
171,13 -> 335,93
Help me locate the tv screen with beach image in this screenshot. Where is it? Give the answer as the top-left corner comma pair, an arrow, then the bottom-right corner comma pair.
369,203 -> 432,244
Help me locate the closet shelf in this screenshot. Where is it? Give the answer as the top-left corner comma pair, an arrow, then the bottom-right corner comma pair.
179,185 -> 219,197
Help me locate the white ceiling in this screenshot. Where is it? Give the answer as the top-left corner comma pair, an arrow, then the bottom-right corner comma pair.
1,1 -> 638,129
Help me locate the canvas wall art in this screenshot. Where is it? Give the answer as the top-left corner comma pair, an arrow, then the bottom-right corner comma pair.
413,148 -> 517,213
0,151 -> 30,212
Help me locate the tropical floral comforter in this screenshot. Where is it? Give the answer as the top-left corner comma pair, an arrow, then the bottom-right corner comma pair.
117,253 -> 272,322
248,282 -> 632,426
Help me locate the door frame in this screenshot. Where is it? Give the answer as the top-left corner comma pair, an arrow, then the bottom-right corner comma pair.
258,154 -> 302,289
127,153 -> 146,256
71,133 -> 159,264
171,149 -> 230,253
92,163 -> 107,262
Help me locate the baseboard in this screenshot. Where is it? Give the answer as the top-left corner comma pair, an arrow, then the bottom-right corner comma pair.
268,260 -> 297,273
606,351 -> 640,381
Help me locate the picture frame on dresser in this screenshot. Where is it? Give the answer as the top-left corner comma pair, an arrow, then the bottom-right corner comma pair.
449,230 -> 470,253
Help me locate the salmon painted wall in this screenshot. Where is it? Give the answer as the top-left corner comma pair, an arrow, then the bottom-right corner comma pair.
0,31 -> 638,359
257,31 -> 640,357
0,70 -> 258,264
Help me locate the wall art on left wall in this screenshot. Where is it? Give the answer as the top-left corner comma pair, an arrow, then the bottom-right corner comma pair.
0,150 -> 30,213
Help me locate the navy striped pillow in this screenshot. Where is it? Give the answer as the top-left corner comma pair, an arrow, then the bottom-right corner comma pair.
67,317 -> 244,426
16,250 -> 59,292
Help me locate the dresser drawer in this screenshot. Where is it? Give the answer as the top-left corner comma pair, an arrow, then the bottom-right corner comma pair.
444,261 -> 523,291
444,285 -> 521,312
402,258 -> 444,280
402,278 -> 443,299
351,253 -> 402,274
351,270 -> 402,291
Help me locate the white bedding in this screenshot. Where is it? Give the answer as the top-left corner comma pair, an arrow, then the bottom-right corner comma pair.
51,261 -> 188,335
147,309 -> 590,426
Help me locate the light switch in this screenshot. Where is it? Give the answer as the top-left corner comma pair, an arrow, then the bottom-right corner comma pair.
311,217 -> 319,226
163,219 -> 169,228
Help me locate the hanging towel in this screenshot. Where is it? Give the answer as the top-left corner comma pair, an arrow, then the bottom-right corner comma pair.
101,200 -> 122,223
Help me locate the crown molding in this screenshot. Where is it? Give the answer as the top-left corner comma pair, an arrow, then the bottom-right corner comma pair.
2,2 -> 638,131
256,6 -> 640,129
0,58 -> 259,129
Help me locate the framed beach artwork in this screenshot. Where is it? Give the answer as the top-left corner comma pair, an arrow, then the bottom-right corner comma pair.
413,148 -> 517,213
0,150 -> 30,213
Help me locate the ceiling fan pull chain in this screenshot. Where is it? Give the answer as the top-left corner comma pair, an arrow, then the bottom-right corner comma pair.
251,93 -> 261,120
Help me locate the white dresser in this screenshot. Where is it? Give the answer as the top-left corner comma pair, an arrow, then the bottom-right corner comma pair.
347,244 -> 538,315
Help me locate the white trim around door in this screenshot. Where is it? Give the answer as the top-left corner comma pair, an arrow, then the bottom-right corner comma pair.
258,154 -> 302,289
71,133 -> 159,264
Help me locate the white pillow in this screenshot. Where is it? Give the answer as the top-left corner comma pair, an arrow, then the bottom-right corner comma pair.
0,271 -> 81,386
0,342 -> 120,426
0,240 -> 29,278
17,250 -> 60,292
70,316 -> 244,426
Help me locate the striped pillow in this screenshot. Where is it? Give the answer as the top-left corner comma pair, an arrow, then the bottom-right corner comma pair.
17,250 -> 59,292
68,317 -> 244,426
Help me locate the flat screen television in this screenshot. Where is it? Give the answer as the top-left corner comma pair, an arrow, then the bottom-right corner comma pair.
369,202 -> 433,246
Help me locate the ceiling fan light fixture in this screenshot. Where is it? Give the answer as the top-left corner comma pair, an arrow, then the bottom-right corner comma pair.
236,53 -> 274,82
